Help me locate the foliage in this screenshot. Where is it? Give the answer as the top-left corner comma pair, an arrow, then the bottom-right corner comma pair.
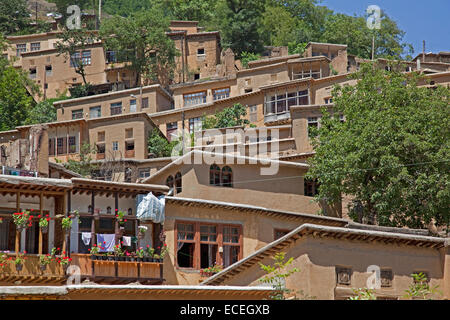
13,252 -> 26,265
62,142 -> 99,177
404,272 -> 441,300
0,0 -> 50,35
159,243 -> 169,259
148,129 -> 177,158
38,214 -> 50,228
56,255 -> 72,266
103,0 -> 155,18
69,83 -> 94,98
202,264 -> 223,274
0,57 -> 39,131
138,225 -> 148,235
307,62 -> 450,228
240,52 -> 261,68
202,104 -> 250,130
39,254 -> 52,266
115,210 -> 126,225
89,244 -> 99,255
288,42 -> 307,56
12,211 -> 32,229
114,244 -> 124,257
0,252 -> 7,269
48,0 -> 92,27
55,29 -> 98,85
145,245 -> 155,258
259,252 -> 299,300
320,12 -> 413,60
24,96 -> 68,125
61,216 -> 72,230
99,7 -> 178,86
136,247 -> 145,258
348,288 -> 377,300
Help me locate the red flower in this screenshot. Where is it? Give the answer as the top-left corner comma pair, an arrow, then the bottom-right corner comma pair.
124,219 -> 127,222
115,209 -> 118,212
38,215 -> 41,218
103,241 -> 106,244
23,251 -> 27,254
88,249 -> 91,252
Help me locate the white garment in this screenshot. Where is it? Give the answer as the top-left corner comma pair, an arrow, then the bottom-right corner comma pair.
81,232 -> 92,246
122,236 -> 131,247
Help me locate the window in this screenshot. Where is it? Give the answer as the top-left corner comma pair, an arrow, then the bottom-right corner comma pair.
45,65 -> 52,76
139,168 -> 150,178
336,267 -> 352,285
130,99 -> 137,113
209,165 -> 221,186
222,225 -> 241,267
89,106 -> 101,118
271,74 -> 277,82
125,141 -> 134,151
249,105 -> 258,123
106,51 -> 117,63
307,117 -> 319,137
176,222 -> 242,269
274,229 -> 290,240
124,168 -> 132,182
30,42 -> 40,51
68,136 -> 77,153
106,207 -> 111,214
381,269 -> 393,288
48,138 -> 55,156
72,109 -> 83,119
16,44 -> 27,56
175,172 -> 182,194
194,73 -> 200,80
97,131 -> 105,142
176,223 -> 195,268
166,122 -> 178,142
184,92 -> 206,107
142,97 -> 149,109
189,117 -> 202,133
213,88 -> 230,101
125,128 -> 133,139
57,137 -> 67,155
70,52 -> 81,67
197,48 -> 205,55
265,90 -> 308,115
81,50 -> 91,65
112,141 -> 119,151
339,114 -> 345,123
304,178 -> 319,197
325,97 -> 333,104
166,175 -> 174,189
97,143 -> 105,154
29,68 -> 37,79
244,88 -> 253,94
221,166 -> 233,187
110,102 -> 122,115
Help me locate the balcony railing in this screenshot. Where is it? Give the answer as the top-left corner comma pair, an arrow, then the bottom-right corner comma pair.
71,254 -> 164,284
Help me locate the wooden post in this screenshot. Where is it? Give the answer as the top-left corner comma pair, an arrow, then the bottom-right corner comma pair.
38,192 -> 43,255
15,192 -> 20,256
114,192 -> 120,245
62,191 -> 67,255
90,191 -> 96,247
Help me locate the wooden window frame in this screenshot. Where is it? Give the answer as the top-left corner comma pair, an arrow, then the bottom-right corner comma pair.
174,220 -> 242,271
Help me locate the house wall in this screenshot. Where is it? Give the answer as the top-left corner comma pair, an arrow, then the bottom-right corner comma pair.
162,202 -> 331,285
219,235 -> 448,300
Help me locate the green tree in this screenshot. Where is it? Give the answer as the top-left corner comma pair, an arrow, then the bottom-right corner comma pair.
148,129 -> 178,158
307,62 -> 450,228
403,273 -> 442,300
348,288 -> 377,300
217,0 -> 265,57
24,96 -> 69,125
48,0 -> 92,27
259,252 -> 299,300
62,142 -> 98,177
202,104 -> 250,129
99,7 -> 178,86
55,28 -> 98,86
321,12 -> 413,60
0,0 -> 32,35
0,57 -> 39,131
240,52 -> 261,68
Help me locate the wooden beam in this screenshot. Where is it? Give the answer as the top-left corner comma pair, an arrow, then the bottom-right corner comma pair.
39,192 -> 43,255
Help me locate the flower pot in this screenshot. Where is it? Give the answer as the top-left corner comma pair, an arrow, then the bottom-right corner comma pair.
40,264 -> 47,272
137,257 -> 143,262
16,226 -> 25,233
101,255 -> 108,261
107,256 -> 114,261
90,255 -> 97,260
62,264 -> 69,273
41,226 -> 48,234
119,256 -> 126,262
143,257 -> 150,262
138,233 -> 145,240
15,264 -> 23,272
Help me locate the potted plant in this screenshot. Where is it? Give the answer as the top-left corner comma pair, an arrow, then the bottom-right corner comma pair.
160,243 -> 169,260
14,252 -> 26,272
144,245 -> 154,262
115,210 -> 127,229
39,254 -> 52,271
61,216 -> 72,232
200,264 -> 223,277
138,225 -> 148,239
114,244 -> 124,261
57,255 -> 72,273
38,214 -> 50,234
136,247 -> 145,262
88,244 -> 100,260
12,211 -> 32,233
0,252 -> 8,271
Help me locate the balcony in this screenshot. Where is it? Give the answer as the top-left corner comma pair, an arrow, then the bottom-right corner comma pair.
71,254 -> 164,284
0,253 -> 66,285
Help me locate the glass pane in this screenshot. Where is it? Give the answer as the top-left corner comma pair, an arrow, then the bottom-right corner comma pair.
186,232 -> 194,240
200,235 -> 208,241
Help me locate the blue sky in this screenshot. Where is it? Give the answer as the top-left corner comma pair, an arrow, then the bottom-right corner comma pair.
320,0 -> 450,57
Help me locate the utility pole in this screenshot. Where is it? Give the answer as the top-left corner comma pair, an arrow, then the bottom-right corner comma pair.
423,40 -> 426,62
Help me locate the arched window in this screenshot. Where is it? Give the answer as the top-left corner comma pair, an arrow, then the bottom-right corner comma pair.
209,165 -> 220,186
106,206 -> 111,214
175,172 -> 182,194
221,166 -> 233,187
128,208 -> 133,215
88,205 -> 93,214
166,175 -> 174,189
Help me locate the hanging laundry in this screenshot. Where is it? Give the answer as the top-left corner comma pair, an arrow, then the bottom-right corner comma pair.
81,232 -> 92,246
122,236 -> 131,247
97,234 -> 116,252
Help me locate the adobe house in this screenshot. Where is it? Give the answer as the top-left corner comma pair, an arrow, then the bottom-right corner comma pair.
202,223 -> 450,300
161,197 -> 347,285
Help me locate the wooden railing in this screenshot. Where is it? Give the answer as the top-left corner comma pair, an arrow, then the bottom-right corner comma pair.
0,253 -> 66,285
71,254 -> 164,285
